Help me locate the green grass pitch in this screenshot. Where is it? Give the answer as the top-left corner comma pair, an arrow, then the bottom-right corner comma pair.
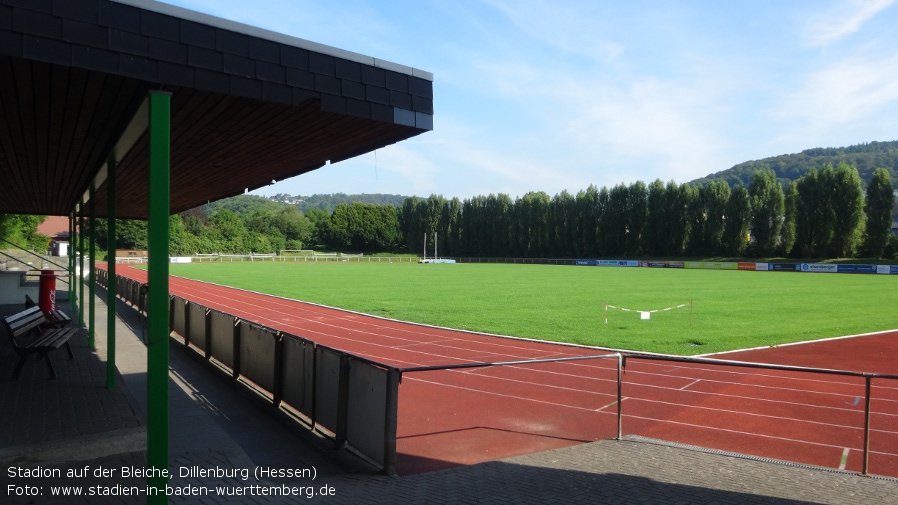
164,262 -> 898,355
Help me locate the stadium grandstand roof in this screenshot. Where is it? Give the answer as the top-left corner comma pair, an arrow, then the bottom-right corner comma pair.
0,0 -> 433,219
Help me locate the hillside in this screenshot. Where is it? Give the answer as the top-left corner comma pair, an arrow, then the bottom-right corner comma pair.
199,193 -> 410,216
267,193 -> 408,213
691,140 -> 898,188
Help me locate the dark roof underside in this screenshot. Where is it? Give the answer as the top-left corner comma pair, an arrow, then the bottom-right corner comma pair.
0,0 -> 433,219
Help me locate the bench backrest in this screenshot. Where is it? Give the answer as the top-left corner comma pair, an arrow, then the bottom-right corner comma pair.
3,306 -> 49,340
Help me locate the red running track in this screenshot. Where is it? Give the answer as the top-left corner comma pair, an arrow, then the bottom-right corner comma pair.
112,266 -> 898,477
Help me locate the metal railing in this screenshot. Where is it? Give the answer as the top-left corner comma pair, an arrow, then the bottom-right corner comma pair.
615,351 -> 898,476
96,268 -> 401,474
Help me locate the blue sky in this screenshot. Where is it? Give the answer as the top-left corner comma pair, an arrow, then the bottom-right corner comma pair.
163,0 -> 898,200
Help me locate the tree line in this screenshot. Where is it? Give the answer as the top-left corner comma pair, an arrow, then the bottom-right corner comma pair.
7,163 -> 894,261
400,164 -> 895,260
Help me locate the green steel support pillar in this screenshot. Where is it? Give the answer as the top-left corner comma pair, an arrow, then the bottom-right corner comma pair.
147,90 -> 171,503
107,154 -> 117,389
78,211 -> 85,327
69,213 -> 76,315
89,184 -> 96,349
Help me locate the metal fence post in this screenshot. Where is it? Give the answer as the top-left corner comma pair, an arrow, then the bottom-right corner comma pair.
384,368 -> 400,475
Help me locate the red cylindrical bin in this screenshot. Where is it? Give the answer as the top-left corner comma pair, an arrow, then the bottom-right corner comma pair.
39,269 -> 56,314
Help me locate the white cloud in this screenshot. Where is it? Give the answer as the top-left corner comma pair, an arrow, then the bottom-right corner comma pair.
775,51 -> 898,127
805,0 -> 895,47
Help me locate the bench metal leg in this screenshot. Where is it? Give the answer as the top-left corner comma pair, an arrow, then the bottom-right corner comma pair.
42,352 -> 58,380
12,355 -> 28,381
64,341 -> 74,360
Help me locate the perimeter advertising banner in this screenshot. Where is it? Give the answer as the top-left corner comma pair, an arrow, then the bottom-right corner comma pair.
639,261 -> 671,268
769,263 -> 800,271
575,260 -> 640,267
835,264 -> 877,274
684,261 -> 738,270
595,260 -> 640,267
800,263 -> 838,273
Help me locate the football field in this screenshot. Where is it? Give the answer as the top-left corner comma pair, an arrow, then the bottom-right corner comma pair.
165,261 -> 898,355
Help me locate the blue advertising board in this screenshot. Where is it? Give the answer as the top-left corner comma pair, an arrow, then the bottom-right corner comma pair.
769,263 -> 799,272
836,264 -> 877,274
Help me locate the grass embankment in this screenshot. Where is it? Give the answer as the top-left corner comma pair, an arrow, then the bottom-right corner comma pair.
165,262 -> 898,355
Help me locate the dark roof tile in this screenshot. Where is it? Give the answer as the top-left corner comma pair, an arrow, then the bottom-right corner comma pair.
121,55 -> 159,82
216,29 -> 249,56
335,58 -> 361,81
385,70 -> 408,92
63,19 -> 107,48
309,52 -> 334,75
141,11 -> 180,42
280,45 -> 308,69
195,68 -> 230,93
148,37 -> 187,64
73,45 -> 118,74
52,0 -> 97,24
109,29 -> 149,57
223,53 -> 253,77
98,1 -> 140,33
22,35 -> 70,66
13,8 -> 62,39
180,20 -> 215,49
256,60 -> 285,84
249,36 -> 279,63
187,45 -> 222,72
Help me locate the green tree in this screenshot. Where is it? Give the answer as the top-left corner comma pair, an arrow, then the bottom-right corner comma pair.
863,168 -> 894,258
748,167 -> 785,257
780,183 -> 797,256
683,183 -> 704,256
829,163 -> 865,258
704,180 -> 730,255
625,181 -> 648,256
605,184 -> 629,256
645,180 -> 667,256
0,214 -> 48,251
723,185 -> 751,256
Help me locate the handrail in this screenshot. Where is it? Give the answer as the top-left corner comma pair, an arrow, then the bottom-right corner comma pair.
0,236 -> 68,270
0,250 -> 36,271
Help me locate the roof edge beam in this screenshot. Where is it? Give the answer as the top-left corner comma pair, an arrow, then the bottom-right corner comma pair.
80,98 -> 150,205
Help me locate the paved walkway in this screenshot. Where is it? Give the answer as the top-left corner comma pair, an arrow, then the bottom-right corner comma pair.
2,291 -> 897,504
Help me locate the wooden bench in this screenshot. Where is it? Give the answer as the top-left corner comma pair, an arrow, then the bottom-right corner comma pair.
24,294 -> 72,328
2,306 -> 78,380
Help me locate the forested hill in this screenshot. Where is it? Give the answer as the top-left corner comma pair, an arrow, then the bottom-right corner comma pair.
268,193 -> 408,213
202,193 -> 409,215
691,140 -> 898,188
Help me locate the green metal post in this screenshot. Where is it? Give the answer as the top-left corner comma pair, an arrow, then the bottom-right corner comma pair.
89,184 -> 96,349
107,155 -> 117,389
78,211 -> 85,327
69,213 -> 76,315
147,90 -> 171,503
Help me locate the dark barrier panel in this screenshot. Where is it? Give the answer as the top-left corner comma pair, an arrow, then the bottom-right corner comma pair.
171,296 -> 187,338
209,309 -> 236,370
346,359 -> 387,465
187,302 -> 208,354
239,323 -> 278,394
314,346 -> 342,434
281,335 -> 315,418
